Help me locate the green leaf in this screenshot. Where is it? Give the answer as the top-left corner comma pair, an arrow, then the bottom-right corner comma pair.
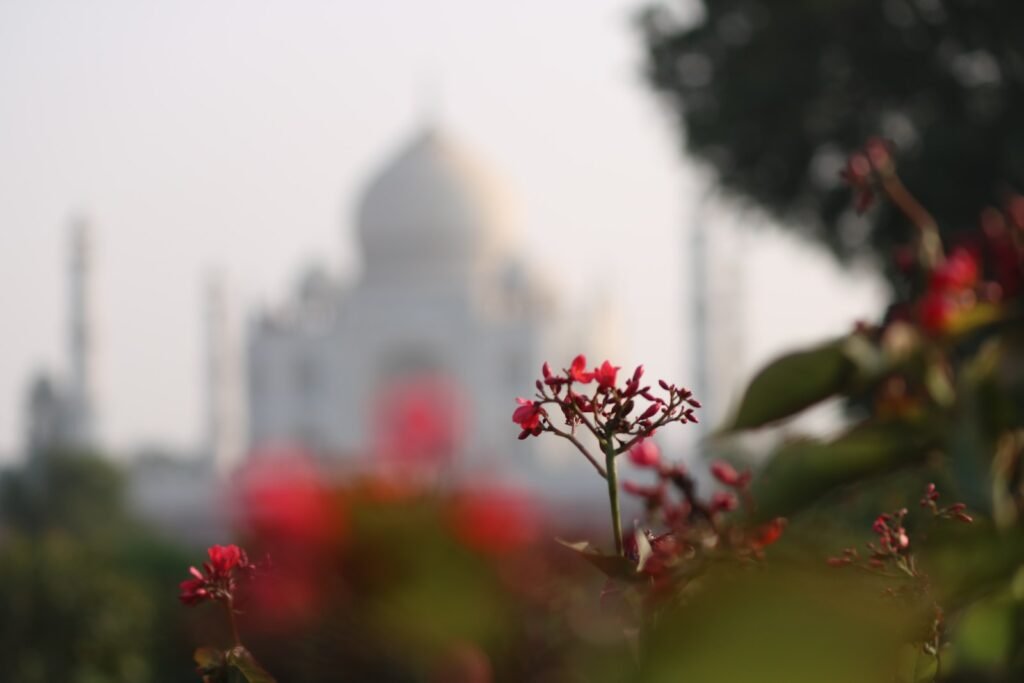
555,538 -> 644,582
922,526 -> 1024,607
194,647 -> 225,671
226,647 -> 277,683
723,341 -> 854,432
194,647 -> 229,683
751,421 -> 942,520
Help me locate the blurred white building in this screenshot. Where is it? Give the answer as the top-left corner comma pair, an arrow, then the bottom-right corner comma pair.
247,125 -> 614,489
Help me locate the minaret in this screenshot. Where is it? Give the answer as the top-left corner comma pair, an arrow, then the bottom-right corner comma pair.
203,272 -> 243,471
689,192 -> 744,445
67,216 -> 97,448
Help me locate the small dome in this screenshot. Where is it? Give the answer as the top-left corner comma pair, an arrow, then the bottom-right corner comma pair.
356,126 -> 514,278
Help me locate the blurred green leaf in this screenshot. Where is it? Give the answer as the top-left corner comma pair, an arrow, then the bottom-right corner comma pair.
226,647 -> 276,683
639,566 -> 914,683
194,647 -> 228,683
752,420 -> 941,520
194,647 -> 225,671
555,538 -> 643,582
723,341 -> 854,432
951,597 -> 1014,670
922,525 -> 1024,607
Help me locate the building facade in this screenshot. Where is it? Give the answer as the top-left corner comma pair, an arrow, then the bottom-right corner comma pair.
247,125 -> 607,488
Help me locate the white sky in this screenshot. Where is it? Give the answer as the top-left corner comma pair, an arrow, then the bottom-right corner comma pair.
0,0 -> 886,460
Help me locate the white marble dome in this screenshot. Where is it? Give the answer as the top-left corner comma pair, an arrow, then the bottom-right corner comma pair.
356,125 -> 514,278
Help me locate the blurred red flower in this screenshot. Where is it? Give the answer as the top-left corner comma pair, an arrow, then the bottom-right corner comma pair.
929,247 -> 978,291
449,486 -> 541,556
234,448 -> 342,546
372,374 -> 467,468
710,460 -> 751,488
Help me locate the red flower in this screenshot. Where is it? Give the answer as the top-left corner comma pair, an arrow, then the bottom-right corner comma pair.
930,248 -> 978,291
568,354 -> 594,384
449,486 -> 541,556
371,374 -> 466,468
235,450 -> 342,545
628,439 -> 661,468
751,518 -> 786,549
593,360 -> 620,389
178,544 -> 254,606
178,572 -> 210,606
710,460 -> 751,488
918,291 -> 955,334
208,544 -> 243,575
512,398 -> 545,438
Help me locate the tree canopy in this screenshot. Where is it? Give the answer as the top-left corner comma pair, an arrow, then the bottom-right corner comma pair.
640,0 -> 1024,271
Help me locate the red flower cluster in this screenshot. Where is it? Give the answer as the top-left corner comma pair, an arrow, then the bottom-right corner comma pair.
513,354 -> 700,446
920,482 -> 973,523
179,544 -> 255,606
918,247 -> 980,334
621,450 -> 784,590
827,483 -> 972,571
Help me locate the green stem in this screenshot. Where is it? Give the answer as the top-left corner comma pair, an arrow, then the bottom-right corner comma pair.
224,597 -> 241,648
603,440 -> 624,556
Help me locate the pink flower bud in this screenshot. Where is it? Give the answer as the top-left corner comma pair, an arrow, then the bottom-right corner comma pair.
628,439 -> 661,468
710,460 -> 749,488
637,403 -> 659,421
710,491 -> 737,513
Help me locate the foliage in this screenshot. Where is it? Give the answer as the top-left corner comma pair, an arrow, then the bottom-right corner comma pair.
718,140 -> 1024,680
0,452 -> 197,683
639,0 -> 1024,269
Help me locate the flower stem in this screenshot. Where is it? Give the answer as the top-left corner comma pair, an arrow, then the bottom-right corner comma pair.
224,597 -> 241,648
603,440 -> 624,556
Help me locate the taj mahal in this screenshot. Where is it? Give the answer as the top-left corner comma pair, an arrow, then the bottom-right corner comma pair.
245,123 -> 615,490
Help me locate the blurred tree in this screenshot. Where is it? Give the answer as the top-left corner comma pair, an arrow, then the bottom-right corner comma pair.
0,452 -> 196,683
639,0 -> 1024,273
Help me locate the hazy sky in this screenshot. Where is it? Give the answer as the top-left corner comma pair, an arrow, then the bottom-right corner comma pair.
0,0 -> 885,459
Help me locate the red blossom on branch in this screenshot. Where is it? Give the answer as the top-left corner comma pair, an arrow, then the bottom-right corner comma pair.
179,544 -> 255,607
512,398 -> 545,439
568,354 -> 595,384
513,355 -> 700,557
593,360 -> 620,389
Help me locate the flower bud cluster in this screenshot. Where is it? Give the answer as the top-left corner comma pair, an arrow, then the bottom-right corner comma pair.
827,484 -> 972,574
179,544 -> 257,607
622,448 -> 785,589
513,354 -> 700,447
920,482 -> 974,523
